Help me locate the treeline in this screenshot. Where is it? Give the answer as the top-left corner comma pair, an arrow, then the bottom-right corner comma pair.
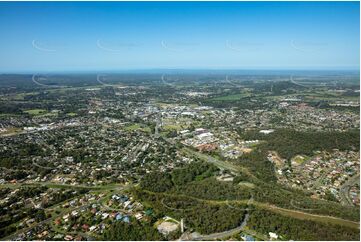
203,97 -> 268,110
133,190 -> 247,235
43,189 -> 88,208
238,128 -> 360,160
140,155 -> 359,224
140,172 -> 173,193
0,143 -> 46,169
253,80 -> 306,95
137,162 -> 252,235
16,186 -> 47,198
234,148 -> 359,221
252,182 -> 360,222
171,162 -> 218,186
232,160 -> 359,222
172,177 -> 252,201
140,162 -> 218,193
248,209 -> 359,241
103,220 -> 163,241
237,148 -> 277,182
3,170 -> 31,181
0,208 -> 47,238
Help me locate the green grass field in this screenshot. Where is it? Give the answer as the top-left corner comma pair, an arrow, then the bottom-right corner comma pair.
23,109 -> 47,115
66,112 -> 77,117
163,124 -> 182,131
125,124 -> 151,133
265,90 -> 360,102
210,93 -> 251,101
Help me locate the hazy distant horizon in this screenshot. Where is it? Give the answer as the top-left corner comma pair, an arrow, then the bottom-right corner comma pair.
1,69 -> 359,76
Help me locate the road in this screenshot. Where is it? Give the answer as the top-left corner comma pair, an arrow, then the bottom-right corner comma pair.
181,195 -> 253,240
0,181 -> 128,192
144,189 -> 360,230
290,75 -> 307,88
32,161 -> 54,170
339,174 -> 360,206
193,213 -> 250,241
154,113 -> 161,138
182,147 -> 241,173
153,113 -> 242,174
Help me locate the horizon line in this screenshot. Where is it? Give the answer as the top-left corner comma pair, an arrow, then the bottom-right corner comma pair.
0,68 -> 360,75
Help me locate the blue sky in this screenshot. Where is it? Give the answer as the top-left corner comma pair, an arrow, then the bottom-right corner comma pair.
0,1 -> 359,72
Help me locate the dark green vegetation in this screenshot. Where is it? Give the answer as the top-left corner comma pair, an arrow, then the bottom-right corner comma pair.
140,162 -> 219,193
103,220 -> 164,241
231,130 -> 360,221
204,95 -> 270,109
140,172 -> 173,193
141,162 -> 251,201
0,143 -> 46,169
237,149 -> 277,182
140,161 -> 359,222
134,190 -> 248,235
0,186 -> 46,236
172,177 -> 251,201
138,163 -> 250,234
252,182 -> 359,221
135,161 -> 359,240
238,128 -> 360,160
248,209 -> 359,241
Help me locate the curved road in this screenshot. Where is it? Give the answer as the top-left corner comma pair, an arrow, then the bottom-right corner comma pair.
181,195 -> 254,240
340,174 -> 360,206
193,213 -> 250,241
